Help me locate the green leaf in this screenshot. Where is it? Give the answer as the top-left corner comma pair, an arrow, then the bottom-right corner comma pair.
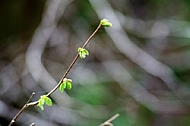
81,53 -> 86,59
44,96 -> 52,106
83,49 -> 89,55
37,96 -> 45,110
38,97 -> 45,105
66,81 -> 72,90
100,19 -> 112,27
78,47 -> 83,52
79,52 -> 84,59
59,82 -> 66,92
38,104 -> 44,110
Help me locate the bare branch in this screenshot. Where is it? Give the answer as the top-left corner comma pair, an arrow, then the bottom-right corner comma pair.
100,113 -> 120,126
8,93 -> 37,126
26,92 -> 35,104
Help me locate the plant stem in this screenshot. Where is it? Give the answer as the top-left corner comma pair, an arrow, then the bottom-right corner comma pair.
47,23 -> 101,96
8,93 -> 37,126
9,22 -> 102,126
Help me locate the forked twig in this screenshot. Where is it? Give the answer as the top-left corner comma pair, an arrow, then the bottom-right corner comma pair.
9,93 -> 36,126
9,22 -> 102,126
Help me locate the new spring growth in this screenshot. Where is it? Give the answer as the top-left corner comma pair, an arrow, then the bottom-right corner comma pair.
36,19 -> 112,111
37,95 -> 52,110
78,47 -> 89,59
8,19 -> 113,126
100,19 -> 112,27
59,78 -> 72,92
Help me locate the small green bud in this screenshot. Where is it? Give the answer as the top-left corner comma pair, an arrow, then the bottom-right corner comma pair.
100,19 -> 112,27
60,78 -> 72,92
78,47 -> 89,59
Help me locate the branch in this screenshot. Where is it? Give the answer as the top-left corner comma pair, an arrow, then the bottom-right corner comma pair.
46,22 -> 102,97
9,21 -> 104,126
8,93 -> 36,126
100,113 -> 120,126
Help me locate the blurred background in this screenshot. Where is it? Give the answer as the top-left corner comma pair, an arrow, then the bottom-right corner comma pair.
1,0 -> 190,125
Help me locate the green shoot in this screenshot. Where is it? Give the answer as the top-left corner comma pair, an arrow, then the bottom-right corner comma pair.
100,19 -> 112,27
59,78 -> 72,92
37,95 -> 52,110
78,47 -> 89,59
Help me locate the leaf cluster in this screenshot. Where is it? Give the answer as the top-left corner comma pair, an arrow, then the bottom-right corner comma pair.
59,78 -> 72,92
37,95 -> 52,110
78,47 -> 89,59
100,19 -> 112,27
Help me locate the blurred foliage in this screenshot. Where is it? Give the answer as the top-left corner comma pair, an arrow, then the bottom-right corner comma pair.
71,82 -> 114,105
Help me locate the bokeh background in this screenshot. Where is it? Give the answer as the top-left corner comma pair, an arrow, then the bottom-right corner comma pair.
1,0 -> 190,125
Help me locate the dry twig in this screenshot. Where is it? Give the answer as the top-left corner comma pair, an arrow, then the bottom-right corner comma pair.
100,113 -> 120,126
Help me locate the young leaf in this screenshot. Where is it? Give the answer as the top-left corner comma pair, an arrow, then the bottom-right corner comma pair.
100,19 -> 112,27
44,96 -> 52,106
78,47 -> 83,52
38,104 -> 44,110
81,53 -> 86,59
37,96 -> 45,110
79,52 -> 84,59
38,97 -> 45,105
83,49 -> 89,55
66,81 -> 72,90
59,82 -> 66,92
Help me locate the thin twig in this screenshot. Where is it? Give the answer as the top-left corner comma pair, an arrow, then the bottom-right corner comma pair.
47,23 -> 102,97
8,93 -> 36,126
26,92 -> 35,104
100,113 -> 120,126
9,22 -> 102,126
